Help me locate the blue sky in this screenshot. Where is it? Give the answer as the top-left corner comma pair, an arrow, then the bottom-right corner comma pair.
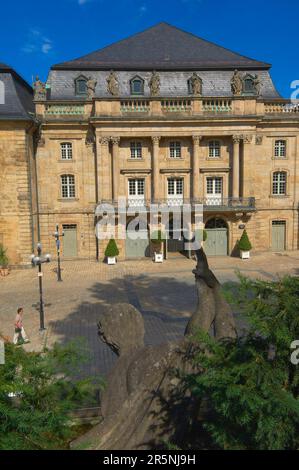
1,0 -> 298,97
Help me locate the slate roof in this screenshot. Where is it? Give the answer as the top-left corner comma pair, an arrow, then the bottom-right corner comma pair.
52,23 -> 270,71
0,63 -> 34,120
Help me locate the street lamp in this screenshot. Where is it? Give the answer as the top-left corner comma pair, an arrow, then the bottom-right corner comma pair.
53,224 -> 64,282
31,243 -> 51,331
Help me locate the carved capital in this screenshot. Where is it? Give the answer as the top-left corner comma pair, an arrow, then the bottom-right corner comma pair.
192,135 -> 202,145
152,136 -> 161,145
232,135 -> 242,144
99,136 -> 110,145
242,134 -> 253,144
111,136 -> 120,145
255,134 -> 263,145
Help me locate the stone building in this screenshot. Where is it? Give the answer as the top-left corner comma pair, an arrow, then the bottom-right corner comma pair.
3,22 -> 299,263
0,63 -> 37,265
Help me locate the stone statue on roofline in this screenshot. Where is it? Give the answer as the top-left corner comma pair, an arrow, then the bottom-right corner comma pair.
87,76 -> 97,99
106,70 -> 119,96
149,70 -> 160,96
252,74 -> 261,96
231,69 -> 243,96
189,72 -> 202,96
33,76 -> 47,101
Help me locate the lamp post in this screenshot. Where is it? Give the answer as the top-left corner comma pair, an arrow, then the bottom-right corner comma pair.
53,224 -> 64,282
31,243 -> 51,331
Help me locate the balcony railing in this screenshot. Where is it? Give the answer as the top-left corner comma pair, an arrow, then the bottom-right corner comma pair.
202,99 -> 232,113
120,100 -> 150,113
161,99 -> 192,113
45,104 -> 85,115
264,101 -> 299,114
101,197 -> 255,211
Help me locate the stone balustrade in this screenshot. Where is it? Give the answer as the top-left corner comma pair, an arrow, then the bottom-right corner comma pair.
35,98 -> 299,119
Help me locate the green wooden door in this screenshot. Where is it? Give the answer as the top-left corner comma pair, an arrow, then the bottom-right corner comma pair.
126,230 -> 149,258
205,228 -> 228,256
62,225 -> 78,258
272,221 -> 286,251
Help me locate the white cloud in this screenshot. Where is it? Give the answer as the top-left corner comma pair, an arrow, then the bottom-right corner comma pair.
139,4 -> 147,15
22,28 -> 53,55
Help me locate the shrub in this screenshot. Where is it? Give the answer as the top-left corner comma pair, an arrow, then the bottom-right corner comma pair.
104,238 -> 119,258
238,229 -> 252,251
185,275 -> 299,450
0,340 -> 102,450
0,244 -> 9,267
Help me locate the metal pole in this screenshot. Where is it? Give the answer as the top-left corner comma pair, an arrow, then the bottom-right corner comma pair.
38,261 -> 45,331
57,245 -> 62,282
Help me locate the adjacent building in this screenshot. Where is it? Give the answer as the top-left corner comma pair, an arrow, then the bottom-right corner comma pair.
0,63 -> 37,265
1,23 -> 299,263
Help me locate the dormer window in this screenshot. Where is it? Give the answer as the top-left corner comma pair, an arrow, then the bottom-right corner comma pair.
242,74 -> 257,95
130,76 -> 144,95
75,76 -> 88,96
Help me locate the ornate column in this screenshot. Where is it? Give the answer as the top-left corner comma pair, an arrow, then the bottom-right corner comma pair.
242,134 -> 254,198
111,136 -> 120,202
232,135 -> 241,198
151,136 -> 161,202
99,136 -> 111,201
192,135 -> 202,201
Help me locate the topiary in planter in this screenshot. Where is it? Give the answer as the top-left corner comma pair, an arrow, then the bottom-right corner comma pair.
0,244 -> 9,268
105,238 -> 119,258
150,230 -> 166,253
238,229 -> 252,251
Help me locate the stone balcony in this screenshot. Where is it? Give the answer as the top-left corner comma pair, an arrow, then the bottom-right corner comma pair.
99,197 -> 256,212
36,98 -> 299,120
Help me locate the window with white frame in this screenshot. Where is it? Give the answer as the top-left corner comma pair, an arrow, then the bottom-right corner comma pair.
168,178 -> 183,196
60,142 -> 73,160
206,177 -> 223,195
272,171 -> 287,195
209,140 -> 221,158
130,142 -> 142,159
128,179 -> 145,197
169,141 -> 181,159
61,174 -> 75,198
274,140 -> 286,158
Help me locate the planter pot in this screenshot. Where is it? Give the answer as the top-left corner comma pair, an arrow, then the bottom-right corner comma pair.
0,267 -> 9,276
107,257 -> 116,265
240,250 -> 250,260
154,252 -> 163,263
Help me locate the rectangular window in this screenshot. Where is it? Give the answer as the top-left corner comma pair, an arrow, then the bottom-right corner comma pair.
130,142 -> 142,159
61,143 -> 73,160
273,172 -> 286,195
274,140 -> 286,158
209,140 -> 221,158
168,178 -> 183,196
61,175 -> 75,198
206,177 -> 223,195
169,141 -> 181,159
128,179 -> 145,196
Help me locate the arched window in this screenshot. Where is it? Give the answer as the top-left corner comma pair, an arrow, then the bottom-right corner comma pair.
130,76 -> 144,95
75,76 -> 87,96
61,174 -> 75,198
272,171 -> 287,195
60,142 -> 73,160
209,140 -> 221,158
0,80 -> 4,104
205,217 -> 227,229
